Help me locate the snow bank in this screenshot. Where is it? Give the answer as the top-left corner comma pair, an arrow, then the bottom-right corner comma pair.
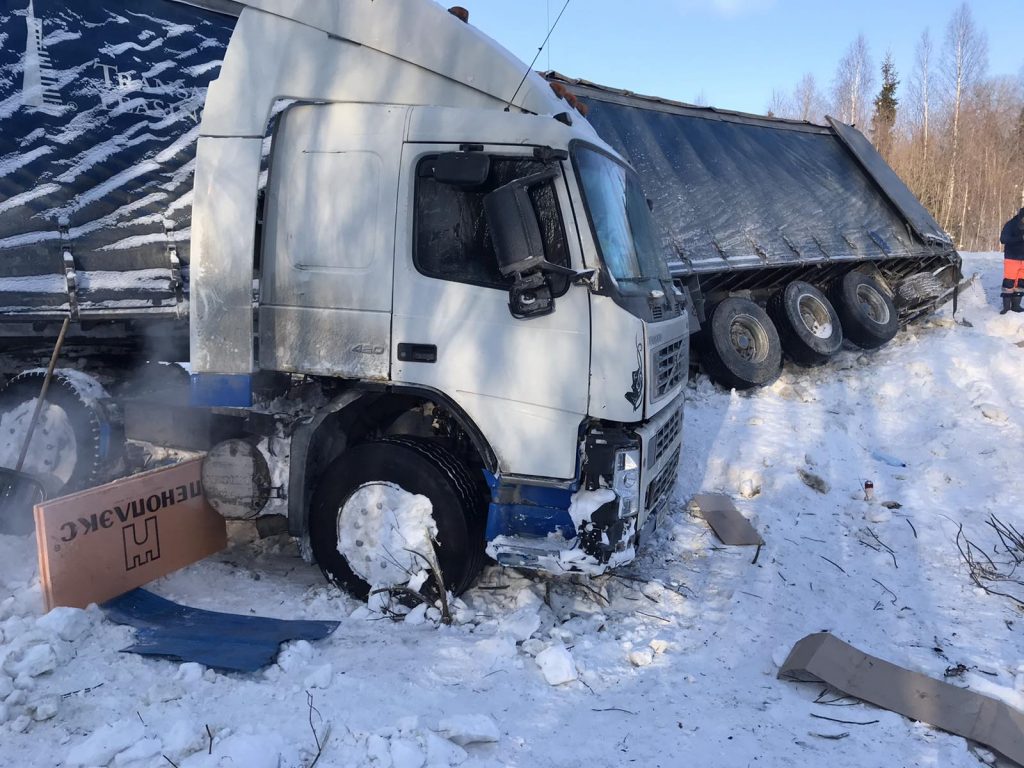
0,254 -> 1021,768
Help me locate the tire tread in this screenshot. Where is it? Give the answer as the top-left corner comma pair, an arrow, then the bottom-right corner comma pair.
309,437 -> 486,600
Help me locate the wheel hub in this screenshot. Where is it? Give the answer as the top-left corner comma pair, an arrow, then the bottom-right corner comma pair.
729,314 -> 770,363
335,481 -> 437,587
0,400 -> 77,495
856,284 -> 891,325
797,293 -> 834,339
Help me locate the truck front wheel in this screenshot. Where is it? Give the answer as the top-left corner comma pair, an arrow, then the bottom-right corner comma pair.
832,272 -> 899,349
309,437 -> 486,601
771,281 -> 843,366
699,297 -> 782,390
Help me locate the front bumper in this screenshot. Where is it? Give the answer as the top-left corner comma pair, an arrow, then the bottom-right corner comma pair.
485,392 -> 684,574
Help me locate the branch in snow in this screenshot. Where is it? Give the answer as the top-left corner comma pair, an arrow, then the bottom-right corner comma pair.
954,524 -> 1024,609
306,691 -> 330,768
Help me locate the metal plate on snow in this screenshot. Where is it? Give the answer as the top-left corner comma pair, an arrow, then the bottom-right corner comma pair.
689,493 -> 764,546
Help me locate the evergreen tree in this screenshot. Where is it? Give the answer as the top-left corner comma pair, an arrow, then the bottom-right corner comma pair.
871,52 -> 899,160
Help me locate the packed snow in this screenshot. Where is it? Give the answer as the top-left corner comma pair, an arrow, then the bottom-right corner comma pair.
2,253 -> 1024,767
335,482 -> 438,595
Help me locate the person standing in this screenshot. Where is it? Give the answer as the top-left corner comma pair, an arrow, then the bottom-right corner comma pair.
1000,207 -> 1024,314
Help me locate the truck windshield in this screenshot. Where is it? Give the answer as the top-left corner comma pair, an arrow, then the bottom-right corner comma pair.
573,146 -> 669,284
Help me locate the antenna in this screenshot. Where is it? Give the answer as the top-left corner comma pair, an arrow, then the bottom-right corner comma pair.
506,0 -> 572,111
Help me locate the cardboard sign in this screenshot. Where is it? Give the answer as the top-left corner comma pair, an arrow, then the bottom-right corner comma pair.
34,458 -> 227,610
780,633 -> 1024,765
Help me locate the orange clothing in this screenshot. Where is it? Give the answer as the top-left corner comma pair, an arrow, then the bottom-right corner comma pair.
1003,258 -> 1024,295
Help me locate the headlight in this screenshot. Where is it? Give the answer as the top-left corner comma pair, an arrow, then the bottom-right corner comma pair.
612,448 -> 641,519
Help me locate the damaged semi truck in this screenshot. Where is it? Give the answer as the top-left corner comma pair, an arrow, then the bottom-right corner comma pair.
547,74 -> 963,389
0,1 -> 688,593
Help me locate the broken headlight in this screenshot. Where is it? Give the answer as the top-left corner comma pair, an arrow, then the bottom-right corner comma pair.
612,447 -> 641,519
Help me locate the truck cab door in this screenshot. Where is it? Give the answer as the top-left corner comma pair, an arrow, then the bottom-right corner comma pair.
259,103 -> 408,379
391,145 -> 591,481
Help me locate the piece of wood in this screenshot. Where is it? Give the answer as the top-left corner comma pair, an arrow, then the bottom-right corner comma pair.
690,493 -> 764,546
34,458 -> 226,610
15,316 -> 70,473
779,632 -> 1024,766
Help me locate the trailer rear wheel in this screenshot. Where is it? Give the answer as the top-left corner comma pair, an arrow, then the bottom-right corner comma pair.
770,281 -> 843,366
699,297 -> 782,390
309,437 -> 486,601
0,370 -> 120,498
832,272 -> 898,349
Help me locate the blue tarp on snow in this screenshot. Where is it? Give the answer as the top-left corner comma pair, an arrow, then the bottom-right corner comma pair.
102,588 -> 339,672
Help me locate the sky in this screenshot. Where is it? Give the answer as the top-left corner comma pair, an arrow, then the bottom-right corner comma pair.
462,0 -> 1023,115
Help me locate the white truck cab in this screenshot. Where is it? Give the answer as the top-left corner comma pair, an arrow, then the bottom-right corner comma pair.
186,0 -> 687,592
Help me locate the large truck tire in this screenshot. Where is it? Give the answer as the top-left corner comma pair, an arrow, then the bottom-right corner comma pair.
309,437 -> 486,601
832,272 -> 899,349
0,370 -> 121,498
894,272 -> 945,309
770,281 -> 843,366
698,297 -> 782,390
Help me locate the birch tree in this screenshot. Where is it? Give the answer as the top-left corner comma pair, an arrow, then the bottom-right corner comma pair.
908,29 -> 933,172
832,34 -> 874,127
939,3 -> 988,233
765,89 -> 790,118
792,73 -> 826,122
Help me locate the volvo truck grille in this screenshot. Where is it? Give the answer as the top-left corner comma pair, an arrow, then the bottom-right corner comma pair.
652,339 -> 686,402
649,407 -> 682,469
645,447 -> 680,515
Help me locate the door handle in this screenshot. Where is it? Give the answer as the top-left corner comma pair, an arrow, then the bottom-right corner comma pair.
397,343 -> 437,363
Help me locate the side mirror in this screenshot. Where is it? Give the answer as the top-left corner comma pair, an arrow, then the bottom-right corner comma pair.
483,169 -> 561,319
484,169 -> 559,276
431,152 -> 491,186
508,273 -> 554,319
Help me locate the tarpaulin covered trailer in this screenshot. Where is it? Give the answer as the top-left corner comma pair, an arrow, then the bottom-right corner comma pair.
547,73 -> 962,326
0,0 -> 236,362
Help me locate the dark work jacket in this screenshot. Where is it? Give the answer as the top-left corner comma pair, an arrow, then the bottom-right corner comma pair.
1002,210 -> 1024,260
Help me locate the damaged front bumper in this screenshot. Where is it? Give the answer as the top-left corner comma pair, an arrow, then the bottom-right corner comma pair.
485,393 -> 684,575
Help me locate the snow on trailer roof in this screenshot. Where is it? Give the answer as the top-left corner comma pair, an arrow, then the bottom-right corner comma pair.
545,72 -> 954,279
545,71 -> 834,134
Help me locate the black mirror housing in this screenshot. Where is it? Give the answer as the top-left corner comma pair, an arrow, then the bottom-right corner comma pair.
483,167 -> 571,320
432,152 -> 491,186
483,168 -> 559,276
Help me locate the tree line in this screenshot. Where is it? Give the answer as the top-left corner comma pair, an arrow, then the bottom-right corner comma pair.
765,3 -> 1023,252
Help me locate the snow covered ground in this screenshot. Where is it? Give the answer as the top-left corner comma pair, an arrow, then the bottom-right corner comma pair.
2,252 -> 1023,768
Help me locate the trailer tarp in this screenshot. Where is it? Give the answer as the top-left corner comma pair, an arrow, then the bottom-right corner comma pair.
0,0 -> 235,314
827,117 -> 950,245
561,81 -> 949,277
